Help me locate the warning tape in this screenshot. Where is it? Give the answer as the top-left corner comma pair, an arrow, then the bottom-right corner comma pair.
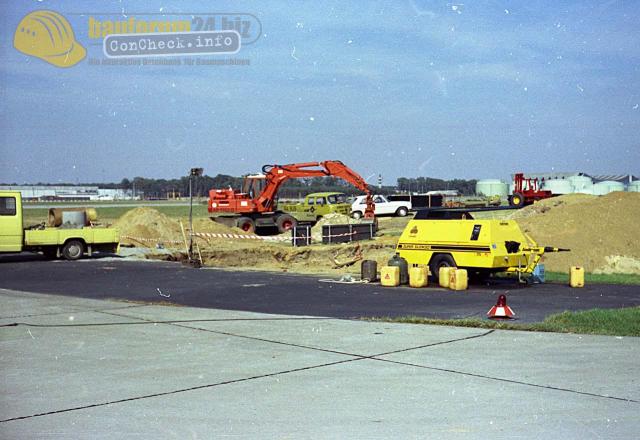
121,229 -> 361,246
192,232 -> 289,242
121,235 -> 183,245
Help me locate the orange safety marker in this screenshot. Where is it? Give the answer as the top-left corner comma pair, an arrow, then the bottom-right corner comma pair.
487,294 -> 515,319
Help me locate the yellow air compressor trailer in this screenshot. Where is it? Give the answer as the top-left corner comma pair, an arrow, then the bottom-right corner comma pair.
396,208 -> 568,282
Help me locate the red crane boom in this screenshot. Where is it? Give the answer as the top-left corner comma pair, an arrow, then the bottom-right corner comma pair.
208,160 -> 375,233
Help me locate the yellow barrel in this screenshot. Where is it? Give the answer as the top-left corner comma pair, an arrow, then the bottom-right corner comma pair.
380,266 -> 400,287
439,267 -> 453,288
449,269 -> 468,291
409,266 -> 429,288
570,266 -> 585,288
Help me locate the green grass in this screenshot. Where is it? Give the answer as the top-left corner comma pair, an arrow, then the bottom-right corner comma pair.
545,271 -> 640,285
371,306 -> 640,336
22,204 -> 210,225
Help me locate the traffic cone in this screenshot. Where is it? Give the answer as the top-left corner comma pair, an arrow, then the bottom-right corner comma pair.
487,294 -> 515,319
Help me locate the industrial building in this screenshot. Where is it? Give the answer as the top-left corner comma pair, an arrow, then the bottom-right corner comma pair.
514,172 -> 638,185
475,172 -> 639,199
0,185 -> 139,201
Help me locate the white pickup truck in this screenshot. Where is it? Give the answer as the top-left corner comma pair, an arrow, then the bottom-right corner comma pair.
351,195 -> 411,219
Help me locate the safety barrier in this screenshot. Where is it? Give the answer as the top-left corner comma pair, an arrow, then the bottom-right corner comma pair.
321,223 -> 376,244
121,226 -> 369,248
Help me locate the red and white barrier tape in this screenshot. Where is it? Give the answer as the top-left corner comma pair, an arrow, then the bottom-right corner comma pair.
121,229 -> 360,246
193,232 -> 289,242
121,235 -> 183,244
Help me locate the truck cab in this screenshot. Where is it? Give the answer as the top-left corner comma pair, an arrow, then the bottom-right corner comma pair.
0,192 -> 23,252
278,192 -> 352,220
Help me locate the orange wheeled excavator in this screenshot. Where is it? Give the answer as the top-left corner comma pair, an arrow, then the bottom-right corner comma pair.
208,160 -> 375,234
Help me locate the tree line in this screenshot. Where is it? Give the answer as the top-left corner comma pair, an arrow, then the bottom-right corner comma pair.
116,175 -> 477,198
5,175 -> 477,198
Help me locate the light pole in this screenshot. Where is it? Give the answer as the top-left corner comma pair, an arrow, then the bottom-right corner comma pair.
189,167 -> 204,263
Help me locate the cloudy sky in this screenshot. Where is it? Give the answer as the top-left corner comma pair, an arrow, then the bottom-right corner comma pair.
1,0 -> 638,185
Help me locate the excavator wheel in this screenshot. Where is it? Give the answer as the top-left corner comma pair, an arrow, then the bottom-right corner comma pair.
236,217 -> 256,234
275,214 -> 297,233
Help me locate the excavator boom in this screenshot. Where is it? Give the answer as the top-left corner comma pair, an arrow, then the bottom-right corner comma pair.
209,160 -> 375,219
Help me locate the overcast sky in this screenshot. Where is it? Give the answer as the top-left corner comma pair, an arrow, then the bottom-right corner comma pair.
1,0 -> 638,185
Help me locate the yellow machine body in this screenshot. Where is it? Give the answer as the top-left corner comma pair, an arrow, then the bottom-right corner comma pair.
396,214 -> 554,277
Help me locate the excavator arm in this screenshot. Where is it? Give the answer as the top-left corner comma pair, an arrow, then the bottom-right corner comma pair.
256,161 -> 375,218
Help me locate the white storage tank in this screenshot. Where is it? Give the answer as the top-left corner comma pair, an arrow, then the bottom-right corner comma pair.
476,179 -> 509,199
592,180 -> 625,195
628,181 -> 640,192
568,175 -> 593,193
542,179 -> 574,195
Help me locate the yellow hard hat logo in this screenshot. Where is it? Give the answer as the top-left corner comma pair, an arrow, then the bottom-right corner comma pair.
14,10 -> 86,68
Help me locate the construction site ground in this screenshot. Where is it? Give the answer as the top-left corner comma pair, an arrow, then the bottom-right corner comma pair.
1,287 -> 638,439
67,191 -> 640,277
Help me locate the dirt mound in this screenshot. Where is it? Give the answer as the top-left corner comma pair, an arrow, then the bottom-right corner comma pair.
191,218 -> 246,234
508,193 -> 597,219
517,192 -> 640,273
113,208 -> 185,247
311,213 -> 358,241
199,239 -> 396,274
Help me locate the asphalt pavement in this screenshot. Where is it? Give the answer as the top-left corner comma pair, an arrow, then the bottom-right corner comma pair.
0,254 -> 639,323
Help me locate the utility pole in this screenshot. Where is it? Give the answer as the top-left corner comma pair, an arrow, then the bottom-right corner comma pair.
189,167 -> 204,265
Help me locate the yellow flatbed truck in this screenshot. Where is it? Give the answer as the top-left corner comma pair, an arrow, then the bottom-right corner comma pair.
0,190 -> 119,260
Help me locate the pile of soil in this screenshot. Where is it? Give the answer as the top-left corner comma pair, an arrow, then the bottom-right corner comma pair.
114,207 -> 399,271
199,239 -> 396,275
191,218 -> 248,235
508,193 -> 597,220
513,192 -> 640,273
113,208 -> 241,247
311,213 -> 358,241
113,208 -> 184,247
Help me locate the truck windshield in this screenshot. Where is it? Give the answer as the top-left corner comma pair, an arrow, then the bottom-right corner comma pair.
327,194 -> 347,204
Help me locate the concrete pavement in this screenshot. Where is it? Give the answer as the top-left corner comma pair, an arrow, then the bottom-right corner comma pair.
1,288 -> 638,439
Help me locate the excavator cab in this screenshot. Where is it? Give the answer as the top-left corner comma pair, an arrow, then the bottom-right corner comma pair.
242,174 -> 266,199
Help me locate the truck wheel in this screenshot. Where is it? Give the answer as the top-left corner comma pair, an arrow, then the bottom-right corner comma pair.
509,192 -> 525,208
396,207 -> 408,217
236,217 -> 256,233
352,211 -> 363,219
429,254 -> 455,281
62,240 -> 84,261
276,214 -> 297,233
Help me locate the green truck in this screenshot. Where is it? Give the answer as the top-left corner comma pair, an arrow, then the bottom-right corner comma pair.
278,192 -> 352,223
0,190 -> 119,260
